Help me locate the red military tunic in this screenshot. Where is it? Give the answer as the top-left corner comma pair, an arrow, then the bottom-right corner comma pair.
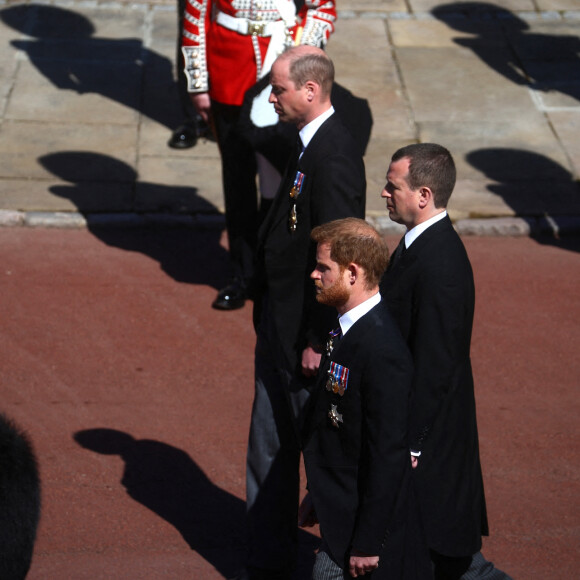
182,0 -> 336,106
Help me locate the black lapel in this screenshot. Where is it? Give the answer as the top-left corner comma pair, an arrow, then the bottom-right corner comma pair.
387,215 -> 452,274
257,140 -> 302,243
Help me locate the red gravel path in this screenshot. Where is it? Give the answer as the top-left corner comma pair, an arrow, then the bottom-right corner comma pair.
1,228 -> 578,579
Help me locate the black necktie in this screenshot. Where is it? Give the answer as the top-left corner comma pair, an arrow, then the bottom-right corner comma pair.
297,136 -> 305,162
390,237 -> 407,268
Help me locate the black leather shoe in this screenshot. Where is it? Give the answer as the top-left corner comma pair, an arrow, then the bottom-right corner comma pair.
168,122 -> 199,149
212,280 -> 247,311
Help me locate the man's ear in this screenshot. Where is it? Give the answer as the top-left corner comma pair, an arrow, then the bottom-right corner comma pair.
304,80 -> 318,101
418,186 -> 434,209
347,263 -> 359,285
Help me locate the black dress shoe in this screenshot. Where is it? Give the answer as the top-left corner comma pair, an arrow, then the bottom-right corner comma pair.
212,280 -> 247,311
168,122 -> 199,149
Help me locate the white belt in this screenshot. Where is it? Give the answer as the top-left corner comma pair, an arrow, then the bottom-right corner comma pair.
216,11 -> 278,37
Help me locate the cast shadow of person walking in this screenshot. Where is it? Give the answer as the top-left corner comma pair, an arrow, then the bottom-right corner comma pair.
0,4 -> 182,129
74,429 -> 320,579
467,147 -> 580,250
432,2 -> 580,105
74,428 -> 247,577
38,151 -> 230,289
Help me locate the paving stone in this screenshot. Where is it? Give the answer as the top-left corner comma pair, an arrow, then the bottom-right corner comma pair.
398,46 -> 541,123
448,177 -> 580,221
536,0 -> 580,10
328,20 -> 414,141
136,154 -> 224,213
448,179 -> 520,221
139,116 -> 218,157
548,111 -> 580,179
408,0 -> 537,13
339,1 -> 407,13
70,5 -> 147,40
327,18 -> 393,103
138,118 -> 182,157
0,13 -> 22,47
327,17 -> 415,204
454,216 -> 535,236
0,0 -> 578,232
0,179 -> 132,213
417,118 -> 572,181
140,56 -> 186,132
150,4 -> 180,46
530,85 -> 580,109
389,19 -> 508,48
6,58 -> 141,124
0,55 -> 17,107
0,120 -> 137,180
508,20 -> 580,107
134,182 -> 221,214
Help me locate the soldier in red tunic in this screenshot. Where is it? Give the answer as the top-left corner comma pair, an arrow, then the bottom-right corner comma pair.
181,1 -> 336,310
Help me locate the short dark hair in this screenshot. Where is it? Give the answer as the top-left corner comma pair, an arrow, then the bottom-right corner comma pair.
311,218 -> 389,289
392,143 -> 456,208
287,50 -> 334,98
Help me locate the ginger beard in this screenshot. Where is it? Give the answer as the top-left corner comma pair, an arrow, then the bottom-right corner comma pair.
314,268 -> 350,308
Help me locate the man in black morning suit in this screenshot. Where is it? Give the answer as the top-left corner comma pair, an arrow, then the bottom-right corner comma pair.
299,218 -> 414,579
243,47 -> 366,580
379,144 -> 511,580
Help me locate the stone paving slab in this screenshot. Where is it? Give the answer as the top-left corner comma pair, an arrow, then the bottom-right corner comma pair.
7,59 -> 142,124
548,111 -> 580,177
0,0 -> 578,234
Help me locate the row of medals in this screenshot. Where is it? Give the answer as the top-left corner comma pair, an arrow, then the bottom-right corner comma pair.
289,182 -> 299,232
325,335 -> 344,428
325,335 -> 345,395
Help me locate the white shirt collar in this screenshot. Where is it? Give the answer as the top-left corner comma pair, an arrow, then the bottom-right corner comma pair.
299,106 -> 335,151
338,292 -> 381,337
404,210 -> 447,249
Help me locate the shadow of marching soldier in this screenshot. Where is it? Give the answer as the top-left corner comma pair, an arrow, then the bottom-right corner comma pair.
432,2 -> 580,104
74,428 -> 246,578
74,429 -> 321,579
38,151 -> 230,289
466,147 -> 580,249
0,4 -> 183,131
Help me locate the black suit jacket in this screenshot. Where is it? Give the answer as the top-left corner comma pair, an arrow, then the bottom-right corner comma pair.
254,113 -> 366,372
303,301 -> 413,577
380,215 -> 488,558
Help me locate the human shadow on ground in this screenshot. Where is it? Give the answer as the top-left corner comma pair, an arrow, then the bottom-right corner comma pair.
0,4 -> 182,129
466,147 -> 580,250
432,2 -> 580,104
38,151 -> 229,289
74,429 -> 319,579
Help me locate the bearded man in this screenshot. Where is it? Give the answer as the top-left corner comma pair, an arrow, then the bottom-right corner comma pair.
300,217 -> 416,579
